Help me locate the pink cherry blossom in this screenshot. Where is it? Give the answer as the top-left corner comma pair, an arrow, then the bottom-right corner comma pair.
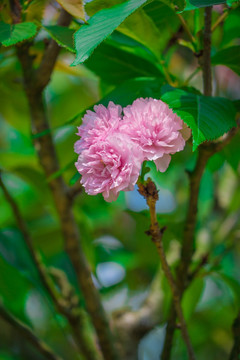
121,98 -> 189,172
74,101 -> 122,154
75,133 -> 143,202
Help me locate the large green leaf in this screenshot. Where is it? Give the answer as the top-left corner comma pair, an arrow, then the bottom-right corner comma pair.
84,42 -> 163,84
143,1 -> 180,48
161,89 -> 237,150
185,0 -> 237,9
100,77 -> 164,106
117,9 -> 163,61
1,22 -> 38,47
86,0 -> 167,61
43,25 -> 75,53
222,8 -> 240,47
190,0 -> 226,6
211,46 -> 240,76
72,0 -> 149,65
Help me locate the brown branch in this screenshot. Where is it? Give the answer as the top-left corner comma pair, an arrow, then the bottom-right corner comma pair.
35,9 -> 72,91
161,123 -> 239,359
67,182 -> 83,203
138,179 -> 196,360
162,8 -> 214,358
0,172 -> 101,360
229,312 -> 240,360
16,11 -> 119,360
0,304 -> 62,360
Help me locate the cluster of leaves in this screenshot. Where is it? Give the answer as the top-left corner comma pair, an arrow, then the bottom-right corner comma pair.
0,0 -> 240,359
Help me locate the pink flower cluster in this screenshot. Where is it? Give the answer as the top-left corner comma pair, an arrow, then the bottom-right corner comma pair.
75,98 -> 190,202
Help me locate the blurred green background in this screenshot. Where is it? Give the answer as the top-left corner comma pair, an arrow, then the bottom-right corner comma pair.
0,1 -> 240,359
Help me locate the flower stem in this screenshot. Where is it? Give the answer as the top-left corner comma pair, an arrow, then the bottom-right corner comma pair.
138,179 -> 196,360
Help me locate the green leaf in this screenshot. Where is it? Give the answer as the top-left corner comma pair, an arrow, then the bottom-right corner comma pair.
117,8 -> 163,61
211,46 -> 240,76
0,253 -> 32,324
0,22 -> 11,43
43,25 -> 75,53
72,0 -> 149,65
227,0 -> 240,5
174,0 -> 187,11
47,161 -> 74,182
222,132 -> 240,171
182,277 -> 204,320
100,77 -> 164,107
86,0 -> 166,61
222,8 -> 240,47
1,22 -> 38,47
161,89 -> 237,150
69,171 -> 81,185
190,0 -> 226,6
217,273 -> 240,305
84,42 -> 163,85
143,1 -> 180,49
56,0 -> 86,20
25,0 -> 47,22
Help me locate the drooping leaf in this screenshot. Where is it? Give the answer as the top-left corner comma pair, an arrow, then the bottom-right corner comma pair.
56,0 -> 85,20
190,0 -> 226,6
1,22 -> 38,47
143,1 -> 180,49
100,77 -> 164,107
211,46 -> 240,76
222,8 -> 240,47
0,21 -> 11,43
216,273 -> 240,305
43,25 -> 75,53
86,0 -> 165,61
84,42 -> 163,85
117,9 -> 163,61
182,0 -> 198,10
72,0 -> 149,65
25,0 -> 47,22
182,277 -> 204,320
161,89 -> 237,150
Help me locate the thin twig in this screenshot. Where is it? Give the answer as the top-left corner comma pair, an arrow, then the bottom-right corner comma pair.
138,180 -> 196,360
0,304 -> 62,360
182,67 -> 201,87
35,9 -> 72,91
0,172 -> 101,360
177,13 -> 196,45
67,182 -> 83,202
211,11 -> 228,32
